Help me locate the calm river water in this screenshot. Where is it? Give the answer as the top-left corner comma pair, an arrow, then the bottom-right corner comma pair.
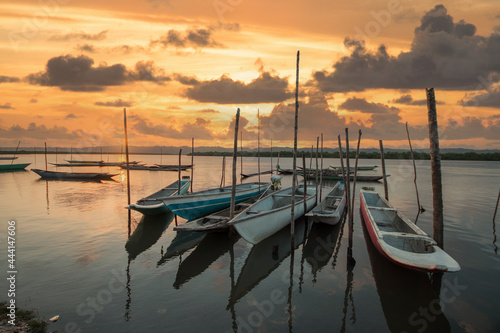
1,154 -> 499,332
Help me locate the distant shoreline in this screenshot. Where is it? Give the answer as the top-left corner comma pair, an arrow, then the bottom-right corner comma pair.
1,150 -> 499,161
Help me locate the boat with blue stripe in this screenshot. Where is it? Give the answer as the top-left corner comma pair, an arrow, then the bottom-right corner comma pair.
163,182 -> 270,220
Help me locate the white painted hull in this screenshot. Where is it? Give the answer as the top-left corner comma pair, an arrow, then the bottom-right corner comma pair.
229,185 -> 317,245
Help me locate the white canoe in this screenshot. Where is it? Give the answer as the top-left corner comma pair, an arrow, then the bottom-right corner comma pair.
359,188 -> 460,272
306,181 -> 346,225
228,185 -> 317,245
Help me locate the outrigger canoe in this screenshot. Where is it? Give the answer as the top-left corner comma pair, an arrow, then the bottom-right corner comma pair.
359,188 -> 460,272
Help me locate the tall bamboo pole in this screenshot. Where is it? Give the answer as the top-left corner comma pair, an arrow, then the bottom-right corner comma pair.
320,134 -> 323,200
406,122 -> 423,212
290,51 -> 300,237
426,88 -> 444,248
178,149 -> 182,195
379,140 -> 389,200
230,109 -> 240,219
240,131 -> 243,182
11,141 -> 21,165
258,109 -> 261,191
351,130 -> 362,226
44,142 -> 48,171
124,108 -> 131,237
302,152 -> 307,213
345,129 -> 353,262
191,138 -> 194,192
315,137 -> 319,206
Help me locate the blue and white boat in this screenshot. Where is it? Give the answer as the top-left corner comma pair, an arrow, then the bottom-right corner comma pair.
127,178 -> 191,215
163,182 -> 270,220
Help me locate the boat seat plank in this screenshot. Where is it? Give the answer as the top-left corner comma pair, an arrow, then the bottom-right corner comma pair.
368,206 -> 397,211
326,195 -> 343,199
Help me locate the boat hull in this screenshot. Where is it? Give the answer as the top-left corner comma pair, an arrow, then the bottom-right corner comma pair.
359,189 -> 460,272
127,180 -> 191,215
307,182 -> 346,225
229,185 -> 317,245
31,168 -> 116,180
164,183 -> 270,220
0,163 -> 30,172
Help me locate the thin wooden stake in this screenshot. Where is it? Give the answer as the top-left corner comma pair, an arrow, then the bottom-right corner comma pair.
191,138 -> 194,192
160,147 -> 163,165
220,156 -> 226,188
338,136 -> 345,184
178,149 -> 182,195
379,140 -> 389,200
276,152 -> 280,172
290,50 -> 300,237
351,130 -> 362,223
426,87 -> 444,248
124,108 -> 132,237
258,109 -> 261,191
406,122 -> 423,212
309,145 -> 313,171
345,129 -> 353,262
240,131 -> 243,183
44,142 -> 48,171
320,134 -> 323,200
315,137 -> 319,206
302,152 -> 307,214
11,141 -> 21,165
270,138 -> 273,174
230,109 -> 240,219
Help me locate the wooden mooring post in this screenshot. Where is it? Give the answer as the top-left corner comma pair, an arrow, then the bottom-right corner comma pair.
345,129 -> 353,262
406,122 -> 423,213
191,138 -> 194,192
123,108 -> 132,237
230,109 -> 240,219
379,140 -> 388,200
426,87 -> 444,248
290,50 -> 300,238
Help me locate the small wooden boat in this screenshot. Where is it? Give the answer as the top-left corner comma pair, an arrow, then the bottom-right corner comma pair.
50,162 -> 101,167
126,178 -> 192,215
163,182 -> 271,220
99,161 -> 141,167
0,163 -> 31,172
155,164 -> 193,170
65,159 -> 104,164
240,170 -> 273,178
359,188 -> 460,272
306,181 -> 346,225
330,165 -> 377,171
31,168 -> 117,180
228,185 -> 317,244
0,157 -> 18,160
301,173 -> 386,182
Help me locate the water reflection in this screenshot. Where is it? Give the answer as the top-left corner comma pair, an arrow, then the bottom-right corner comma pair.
362,217 -> 451,333
157,231 -> 205,266
174,233 -> 240,289
303,215 -> 345,283
125,212 -> 175,260
227,218 -> 309,309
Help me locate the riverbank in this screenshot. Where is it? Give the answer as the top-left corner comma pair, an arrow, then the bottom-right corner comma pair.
0,302 -> 48,333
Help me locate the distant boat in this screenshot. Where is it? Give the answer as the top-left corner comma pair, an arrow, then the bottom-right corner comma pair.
228,185 -> 317,245
240,170 -> 273,178
99,161 -> 141,167
0,163 -> 30,172
359,188 -> 460,272
50,162 -> 101,167
65,159 -> 104,164
163,182 -> 271,220
330,165 -> 377,171
301,172 -> 386,182
306,181 -> 346,225
154,164 -> 193,171
0,157 -> 18,160
126,178 -> 192,215
31,168 -> 117,180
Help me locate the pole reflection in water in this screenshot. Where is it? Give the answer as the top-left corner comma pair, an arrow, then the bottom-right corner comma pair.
361,216 -> 451,333
287,238 -> 294,333
45,180 -> 50,214
124,212 -> 175,321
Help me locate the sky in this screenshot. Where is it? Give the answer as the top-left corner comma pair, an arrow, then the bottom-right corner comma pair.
1,0 -> 500,150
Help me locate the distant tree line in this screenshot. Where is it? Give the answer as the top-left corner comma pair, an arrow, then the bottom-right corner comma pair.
191,150 -> 500,161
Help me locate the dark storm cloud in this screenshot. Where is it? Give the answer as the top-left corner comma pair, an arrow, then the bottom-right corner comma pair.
461,87 -> 500,108
26,55 -> 170,92
77,44 -> 96,53
339,97 -> 395,113
0,76 -> 20,83
49,30 -> 108,41
313,5 -> 500,92
134,117 -> 214,140
65,113 -> 78,119
176,72 -> 293,104
95,99 -> 133,107
0,103 -> 14,109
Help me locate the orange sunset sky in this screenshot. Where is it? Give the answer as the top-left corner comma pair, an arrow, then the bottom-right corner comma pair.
1,0 -> 500,150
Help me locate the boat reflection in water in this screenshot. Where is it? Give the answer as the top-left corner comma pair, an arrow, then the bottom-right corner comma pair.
227,218 -> 310,309
174,233 -> 240,289
157,230 -> 206,266
125,211 -> 175,260
362,215 -> 451,333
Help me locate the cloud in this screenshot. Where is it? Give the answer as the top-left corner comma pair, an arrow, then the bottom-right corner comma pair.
49,30 -> 108,41
29,98 -> 37,103
339,97 -> 395,113
95,99 -> 133,107
313,5 -> 500,92
77,44 -> 96,53
389,94 -> 429,106
0,76 -> 20,83
26,55 -> 169,91
0,122 -> 91,140
176,72 -> 293,104
150,28 -> 223,49
461,87 -> 500,108
133,117 -> 214,140
65,113 -> 78,119
110,45 -> 145,54
198,109 -> 220,114
0,103 -> 14,109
